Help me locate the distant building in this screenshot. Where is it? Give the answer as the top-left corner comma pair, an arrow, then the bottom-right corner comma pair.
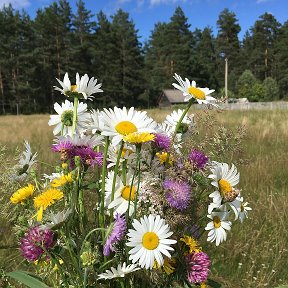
158,89 -> 185,107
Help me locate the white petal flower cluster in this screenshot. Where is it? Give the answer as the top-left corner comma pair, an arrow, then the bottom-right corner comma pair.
54,72 -> 103,100
98,263 -> 140,280
11,140 -> 37,181
126,214 -> 177,269
205,161 -> 251,246
172,73 -> 217,106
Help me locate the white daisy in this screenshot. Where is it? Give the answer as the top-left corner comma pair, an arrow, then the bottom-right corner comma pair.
83,109 -> 105,134
54,72 -> 103,100
48,100 -> 90,136
40,208 -> 72,230
164,109 -> 194,133
205,211 -> 232,246
107,143 -> 136,169
105,170 -> 140,216
98,262 -> 140,280
126,214 -> 177,269
11,140 -> 37,181
172,73 -> 217,106
238,197 -> 252,223
208,162 -> 240,214
101,107 -> 157,146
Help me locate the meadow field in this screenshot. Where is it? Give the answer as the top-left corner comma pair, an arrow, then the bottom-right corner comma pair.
0,108 -> 287,288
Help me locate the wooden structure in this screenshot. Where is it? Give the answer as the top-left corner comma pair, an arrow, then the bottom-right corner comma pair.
158,89 -> 185,107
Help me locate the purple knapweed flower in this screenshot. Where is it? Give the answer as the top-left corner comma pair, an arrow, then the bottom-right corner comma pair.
20,226 -> 54,262
188,149 -> 209,170
186,251 -> 211,284
153,133 -> 171,151
73,147 -> 104,168
103,213 -> 126,256
51,140 -> 74,162
163,179 -> 191,210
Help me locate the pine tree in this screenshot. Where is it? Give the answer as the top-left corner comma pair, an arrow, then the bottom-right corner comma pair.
145,7 -> 193,105
33,0 -> 73,112
216,9 -> 241,90
193,27 -> 218,89
250,13 -> 281,81
93,11 -> 118,107
110,9 -> 144,107
274,21 -> 288,98
71,0 -> 96,75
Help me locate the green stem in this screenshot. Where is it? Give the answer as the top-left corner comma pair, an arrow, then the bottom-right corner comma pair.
100,137 -> 110,238
172,99 -> 194,139
60,231 -> 80,276
83,268 -> 88,288
36,160 -> 54,168
165,100 -> 194,166
72,95 -> 79,135
80,228 -> 106,256
133,145 -> 142,218
109,141 -> 124,221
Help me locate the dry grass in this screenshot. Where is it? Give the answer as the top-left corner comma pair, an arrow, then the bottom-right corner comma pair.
0,109 -> 288,287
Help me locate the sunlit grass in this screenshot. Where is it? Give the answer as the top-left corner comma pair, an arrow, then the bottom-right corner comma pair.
0,109 -> 288,287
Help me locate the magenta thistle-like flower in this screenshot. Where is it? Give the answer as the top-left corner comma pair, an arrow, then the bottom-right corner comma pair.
188,149 -> 209,170
73,147 -> 104,168
153,133 -> 171,151
163,179 -> 191,210
51,140 -> 74,162
20,226 -> 54,262
186,252 -> 211,284
103,213 -> 127,256
51,140 -> 74,153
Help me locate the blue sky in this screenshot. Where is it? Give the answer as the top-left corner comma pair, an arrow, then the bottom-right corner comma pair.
1,0 -> 287,42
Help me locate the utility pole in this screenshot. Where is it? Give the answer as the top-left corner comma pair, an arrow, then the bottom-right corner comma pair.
225,58 -> 228,101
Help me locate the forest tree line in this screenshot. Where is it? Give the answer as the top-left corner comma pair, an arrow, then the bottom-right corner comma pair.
0,0 -> 288,114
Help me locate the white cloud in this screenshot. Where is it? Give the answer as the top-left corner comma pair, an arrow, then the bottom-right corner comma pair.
149,0 -> 186,6
0,0 -> 31,9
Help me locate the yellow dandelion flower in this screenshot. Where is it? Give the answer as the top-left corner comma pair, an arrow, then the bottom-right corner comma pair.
34,188 -> 64,221
123,132 -> 155,144
10,184 -> 35,204
200,282 -> 207,288
61,163 -> 68,170
50,173 -> 73,188
156,152 -> 173,165
153,257 -> 176,275
180,235 -> 202,254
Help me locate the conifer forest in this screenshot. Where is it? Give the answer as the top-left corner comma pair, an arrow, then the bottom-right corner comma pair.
0,0 -> 287,114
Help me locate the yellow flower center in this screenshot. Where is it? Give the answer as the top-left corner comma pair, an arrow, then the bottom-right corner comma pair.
218,179 -> 232,196
71,84 -> 77,92
240,203 -> 245,212
213,216 -> 221,228
142,232 -> 159,250
121,185 -> 136,201
188,87 -> 206,100
115,121 -> 137,135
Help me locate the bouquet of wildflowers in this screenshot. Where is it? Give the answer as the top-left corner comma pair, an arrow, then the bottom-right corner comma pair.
7,73 -> 251,288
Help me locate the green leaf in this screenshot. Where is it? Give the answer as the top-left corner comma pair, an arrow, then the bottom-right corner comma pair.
207,278 -> 223,288
7,271 -> 50,288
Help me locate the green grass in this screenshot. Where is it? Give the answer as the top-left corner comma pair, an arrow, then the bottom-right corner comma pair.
0,109 -> 288,287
